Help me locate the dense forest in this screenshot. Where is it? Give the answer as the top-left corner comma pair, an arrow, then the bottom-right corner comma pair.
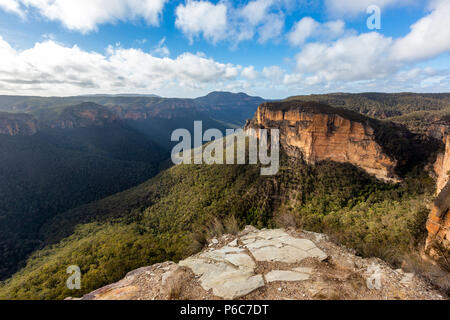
0,92 -> 265,127
0,144 -> 436,299
0,92 -> 449,299
0,92 -> 264,281
285,92 -> 450,133
0,124 -> 168,280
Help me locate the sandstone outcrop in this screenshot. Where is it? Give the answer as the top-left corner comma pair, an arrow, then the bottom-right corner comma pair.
0,112 -> 38,136
45,103 -> 117,129
425,181 -> 450,264
426,134 -> 450,264
79,227 -> 444,300
245,102 -> 398,182
434,134 -> 450,194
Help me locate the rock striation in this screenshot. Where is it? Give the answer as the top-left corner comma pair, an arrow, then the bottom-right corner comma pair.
434,134 -> 450,194
426,181 -> 450,263
245,101 -> 398,182
427,134 -> 450,262
79,226 -> 444,300
44,102 -> 118,129
0,112 -> 38,136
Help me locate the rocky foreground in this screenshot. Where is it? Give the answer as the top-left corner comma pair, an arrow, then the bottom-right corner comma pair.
79,227 -> 445,300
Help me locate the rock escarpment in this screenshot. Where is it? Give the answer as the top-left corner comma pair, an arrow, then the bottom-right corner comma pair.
0,112 -> 38,136
0,103 -> 117,135
427,134 -> 450,262
434,134 -> 450,194
42,102 -> 118,129
245,102 -> 398,182
78,227 -> 444,300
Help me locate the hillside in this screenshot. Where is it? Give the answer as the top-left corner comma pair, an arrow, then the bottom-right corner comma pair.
0,92 -> 264,127
0,96 -> 448,300
79,226 -> 445,300
0,124 -> 167,280
0,92 -> 264,281
284,93 -> 450,134
246,101 -> 443,178
31,102 -> 117,129
0,112 -> 38,136
0,142 -> 437,299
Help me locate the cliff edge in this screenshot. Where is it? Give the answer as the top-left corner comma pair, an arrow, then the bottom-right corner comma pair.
78,226 -> 444,300
427,134 -> 450,264
0,112 -> 38,136
245,101 -> 399,182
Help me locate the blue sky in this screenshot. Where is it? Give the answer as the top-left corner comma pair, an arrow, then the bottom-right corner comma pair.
0,0 -> 449,98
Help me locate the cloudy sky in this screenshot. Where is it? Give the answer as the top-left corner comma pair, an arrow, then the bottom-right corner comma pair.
0,0 -> 449,98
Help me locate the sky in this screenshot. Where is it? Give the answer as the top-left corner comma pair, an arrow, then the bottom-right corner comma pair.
0,0 -> 449,99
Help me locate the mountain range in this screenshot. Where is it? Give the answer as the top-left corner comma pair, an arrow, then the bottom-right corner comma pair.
0,92 -> 449,299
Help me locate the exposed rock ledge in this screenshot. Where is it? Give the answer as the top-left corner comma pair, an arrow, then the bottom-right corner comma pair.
426,134 -> 449,263
78,227 -> 444,300
0,112 -> 38,136
245,102 -> 399,182
426,180 -> 450,263
434,135 -> 450,194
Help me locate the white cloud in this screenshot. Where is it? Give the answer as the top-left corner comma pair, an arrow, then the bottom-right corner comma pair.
151,37 -> 170,57
0,0 -> 168,33
0,0 -> 24,17
286,1 -> 450,89
287,16 -> 347,47
294,32 -> 395,83
257,13 -> 284,43
325,20 -> 346,38
175,0 -> 291,45
288,17 -> 318,46
391,0 -> 450,62
240,0 -> 273,26
236,0 -> 286,44
0,36 -> 242,96
1,0 -> 450,98
325,0 -> 410,16
241,66 -> 259,80
262,65 -> 284,80
175,0 -> 228,44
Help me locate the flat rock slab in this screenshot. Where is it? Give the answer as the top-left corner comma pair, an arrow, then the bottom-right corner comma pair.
81,227 -> 446,301
265,270 -> 311,283
293,267 -> 313,274
400,273 -> 414,285
178,228 -> 328,299
213,275 -> 265,300
251,246 -> 311,263
179,257 -> 262,299
242,229 -> 328,263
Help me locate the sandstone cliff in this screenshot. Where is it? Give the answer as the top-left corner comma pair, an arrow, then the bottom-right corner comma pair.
77,226 -> 444,300
43,102 -> 118,129
0,112 -> 38,136
426,181 -> 450,265
426,134 -> 450,264
245,102 -> 399,182
434,134 -> 450,194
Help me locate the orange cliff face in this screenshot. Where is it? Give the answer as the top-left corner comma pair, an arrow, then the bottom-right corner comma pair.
426,134 -> 450,261
245,102 -> 399,182
425,181 -> 450,262
434,134 -> 450,194
0,113 -> 38,136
